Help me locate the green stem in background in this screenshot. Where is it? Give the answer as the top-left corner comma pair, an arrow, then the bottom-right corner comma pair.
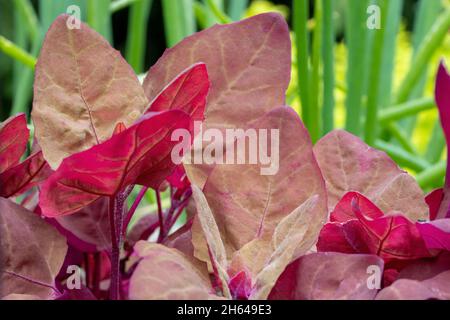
110,0 -> 140,13
293,0 -> 311,129
416,160 -> 446,189
321,0 -> 335,134
39,0 -> 86,33
374,140 -> 430,172
162,0 -> 196,47
425,120 -> 446,163
9,0 -> 41,117
12,8 -> 27,94
409,0 -> 442,100
88,0 -> 112,43
365,0 -> 388,146
345,0 -> 369,135
309,0 -> 323,143
377,0 -> 402,109
394,8 -> 450,104
10,39 -> 40,117
202,0 -> 223,27
386,123 -> 418,155
378,97 -> 435,124
125,0 -> 153,73
13,0 -> 39,43
0,36 -> 36,69
194,2 -> 209,29
228,0 -> 248,21
403,0 -> 442,135
206,0 -> 232,24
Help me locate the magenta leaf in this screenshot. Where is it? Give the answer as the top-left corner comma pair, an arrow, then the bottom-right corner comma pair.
269,253 -> 384,300
145,63 -> 209,126
433,61 -> 450,219
0,197 -> 68,299
39,110 -> 191,217
228,269 -> 253,300
0,151 -> 51,198
331,192 -> 384,222
416,219 -> 450,251
318,192 -> 431,264
426,188 -> 444,221
0,113 -> 29,173
53,197 -> 111,252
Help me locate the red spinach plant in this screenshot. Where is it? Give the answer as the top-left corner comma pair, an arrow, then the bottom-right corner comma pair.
1,13 -> 449,300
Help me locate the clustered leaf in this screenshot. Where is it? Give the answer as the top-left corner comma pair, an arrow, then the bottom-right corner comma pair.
1,12 -> 449,301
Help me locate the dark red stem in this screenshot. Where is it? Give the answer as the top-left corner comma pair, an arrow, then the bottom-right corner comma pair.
108,196 -> 120,300
156,190 -> 165,242
93,252 -> 100,298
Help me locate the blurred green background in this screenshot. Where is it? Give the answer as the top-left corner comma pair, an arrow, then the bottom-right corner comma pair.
1,0 -> 450,192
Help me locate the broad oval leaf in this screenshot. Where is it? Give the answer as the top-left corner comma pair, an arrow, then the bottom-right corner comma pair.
193,107 -> 327,262
32,14 -> 148,169
0,113 -> 29,173
143,13 -> 291,131
128,242 -> 219,300
144,13 -> 291,188
269,252 -> 384,300
0,197 -> 68,299
314,130 -> 427,221
39,110 -> 191,217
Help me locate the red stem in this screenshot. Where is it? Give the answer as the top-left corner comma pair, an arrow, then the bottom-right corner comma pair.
108,196 -> 120,300
93,252 -> 100,298
122,186 -> 148,236
156,190 -> 165,242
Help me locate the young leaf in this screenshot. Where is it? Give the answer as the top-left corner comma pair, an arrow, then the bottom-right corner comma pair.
39,110 -> 191,217
0,197 -> 68,299
352,201 -> 431,262
330,192 -> 384,222
128,242 -> 219,300
317,192 -> 432,264
32,14 -> 148,169
269,253 -> 384,300
0,113 -> 29,173
314,130 -> 428,221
